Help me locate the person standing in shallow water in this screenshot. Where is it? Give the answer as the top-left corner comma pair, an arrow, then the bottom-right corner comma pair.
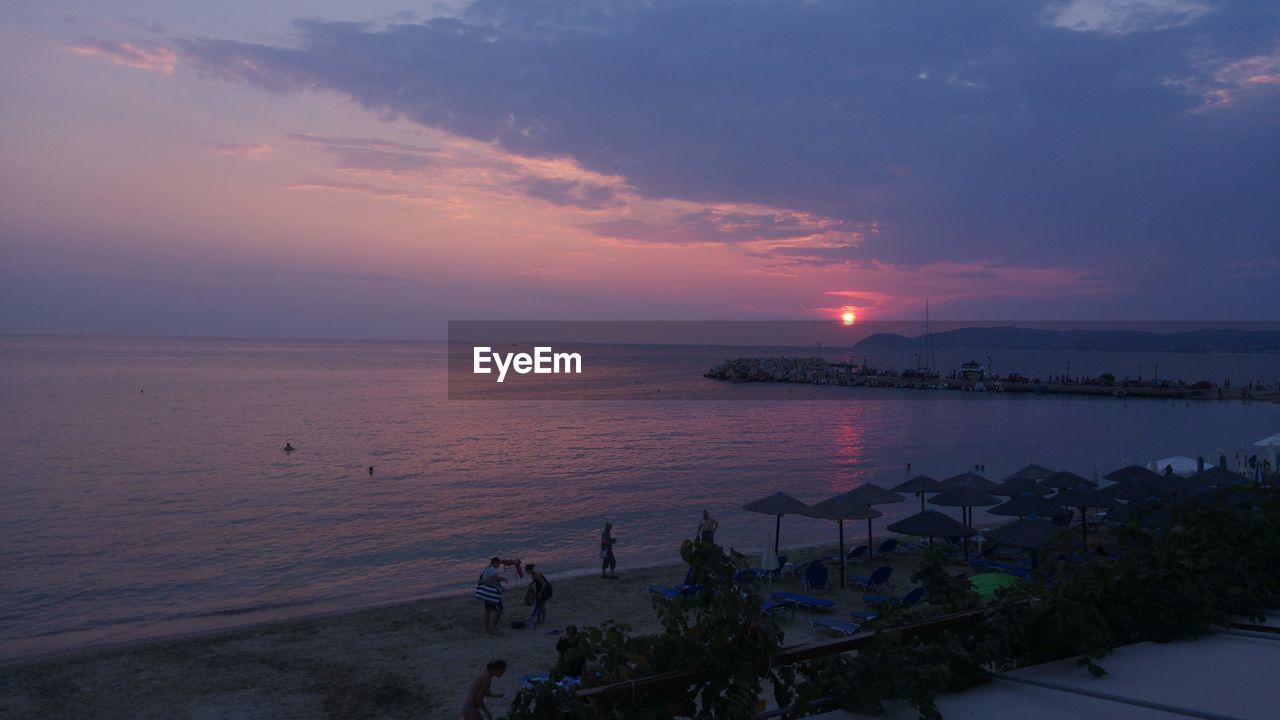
698,510 -> 719,544
600,522 -> 617,579
462,659 -> 505,720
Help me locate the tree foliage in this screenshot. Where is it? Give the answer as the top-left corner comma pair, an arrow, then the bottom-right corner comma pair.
510,484 -> 1280,719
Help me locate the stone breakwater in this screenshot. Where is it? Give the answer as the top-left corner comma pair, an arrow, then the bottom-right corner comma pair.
704,357 -> 1280,403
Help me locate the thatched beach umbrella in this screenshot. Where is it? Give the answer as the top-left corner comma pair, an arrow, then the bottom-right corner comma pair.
742,491 -> 811,555
842,483 -> 905,559
1053,486 -> 1117,546
989,493 -> 1068,520
1103,465 -> 1163,484
886,510 -> 975,546
1109,497 -> 1179,530
1159,473 -> 1208,495
1041,470 -> 1098,492
804,495 -> 881,589
1103,480 -> 1168,502
1004,464 -> 1056,482
992,477 -> 1044,497
892,475 -> 941,513
983,517 -> 1061,570
928,486 -> 1001,526
1104,497 -> 1159,524
928,486 -> 999,562
941,471 -> 1000,493
1193,466 -> 1245,487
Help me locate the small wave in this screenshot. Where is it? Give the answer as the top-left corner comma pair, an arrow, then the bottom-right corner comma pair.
211,599 -> 318,617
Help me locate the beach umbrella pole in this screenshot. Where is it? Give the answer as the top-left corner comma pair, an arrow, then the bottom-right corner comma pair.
918,492 -> 925,513
838,520 -> 846,588
775,514 -> 781,556
963,505 -> 971,562
867,518 -> 874,560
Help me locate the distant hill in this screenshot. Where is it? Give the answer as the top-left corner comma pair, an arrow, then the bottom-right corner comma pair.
854,327 -> 1280,354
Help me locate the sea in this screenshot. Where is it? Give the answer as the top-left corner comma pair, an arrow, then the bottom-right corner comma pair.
2,334 -> 1278,658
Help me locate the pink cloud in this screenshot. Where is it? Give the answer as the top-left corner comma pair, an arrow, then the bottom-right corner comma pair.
283,180 -> 460,210
1169,42 -> 1280,110
214,143 -> 275,160
68,36 -> 176,74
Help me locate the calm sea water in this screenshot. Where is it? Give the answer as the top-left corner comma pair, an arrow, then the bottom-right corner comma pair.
1,335 -> 1277,657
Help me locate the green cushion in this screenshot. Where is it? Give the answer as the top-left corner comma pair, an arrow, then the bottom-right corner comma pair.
970,572 -> 1020,598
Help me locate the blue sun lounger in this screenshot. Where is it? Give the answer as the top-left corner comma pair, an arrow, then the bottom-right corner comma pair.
811,617 -> 863,636
648,584 -> 700,600
521,674 -> 582,690
761,600 -> 796,619
770,591 -> 834,611
862,585 -> 927,608
850,565 -> 893,592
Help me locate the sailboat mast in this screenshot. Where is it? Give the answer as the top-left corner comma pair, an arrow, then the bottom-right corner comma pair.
925,298 -> 936,374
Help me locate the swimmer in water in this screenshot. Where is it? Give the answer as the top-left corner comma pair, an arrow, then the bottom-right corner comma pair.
284,443 -> 295,452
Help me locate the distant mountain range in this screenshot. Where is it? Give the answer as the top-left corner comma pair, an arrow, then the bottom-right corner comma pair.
854,327 -> 1280,354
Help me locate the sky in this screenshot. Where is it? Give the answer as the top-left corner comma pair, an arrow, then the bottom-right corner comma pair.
1,0 -> 1278,338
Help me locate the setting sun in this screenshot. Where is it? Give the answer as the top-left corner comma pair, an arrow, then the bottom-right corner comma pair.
842,309 -> 856,326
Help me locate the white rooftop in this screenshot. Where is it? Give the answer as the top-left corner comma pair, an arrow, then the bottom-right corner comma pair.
819,619 -> 1280,720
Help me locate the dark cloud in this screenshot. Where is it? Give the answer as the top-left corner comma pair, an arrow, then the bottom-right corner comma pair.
587,208 -> 861,245
511,176 -> 617,208
170,1 -> 1280,284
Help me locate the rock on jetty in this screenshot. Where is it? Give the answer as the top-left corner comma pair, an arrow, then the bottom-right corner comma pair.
704,357 -> 851,384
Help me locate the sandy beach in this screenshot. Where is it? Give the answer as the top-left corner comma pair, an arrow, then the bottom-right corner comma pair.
0,542 -> 936,720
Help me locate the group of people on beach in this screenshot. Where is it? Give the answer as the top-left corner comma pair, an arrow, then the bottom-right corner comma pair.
477,512 -> 722,634
466,513 -> 720,716
476,557 -> 553,634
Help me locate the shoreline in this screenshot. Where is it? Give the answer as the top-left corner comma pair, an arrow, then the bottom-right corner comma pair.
1,544 -> 833,667
0,531 -> 906,663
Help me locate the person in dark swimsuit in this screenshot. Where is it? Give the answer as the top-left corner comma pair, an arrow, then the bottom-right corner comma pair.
526,564 -> 551,628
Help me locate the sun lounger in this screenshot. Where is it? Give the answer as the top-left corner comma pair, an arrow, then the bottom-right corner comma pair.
875,538 -> 899,556
770,591 -> 834,611
521,674 -> 581,690
647,584 -> 700,600
850,565 -> 893,592
823,544 -> 868,565
811,617 -> 863,636
863,586 -> 927,608
849,609 -> 878,622
761,600 -> 796,619
802,561 -> 829,592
